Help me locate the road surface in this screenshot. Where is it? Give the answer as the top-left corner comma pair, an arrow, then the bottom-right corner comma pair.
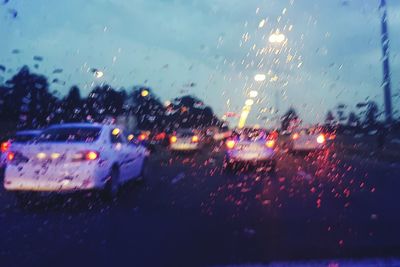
1,144 -> 400,267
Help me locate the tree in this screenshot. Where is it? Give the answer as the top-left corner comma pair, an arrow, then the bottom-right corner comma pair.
325,110 -> 335,126
62,86 -> 83,122
84,85 -> 126,122
364,101 -> 379,127
2,66 -> 56,129
336,103 -> 347,124
281,107 -> 298,131
347,112 -> 360,127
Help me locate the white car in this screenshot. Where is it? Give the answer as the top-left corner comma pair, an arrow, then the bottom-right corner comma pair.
3,123 -> 148,203
169,129 -> 201,151
289,129 -> 326,152
224,128 -> 277,173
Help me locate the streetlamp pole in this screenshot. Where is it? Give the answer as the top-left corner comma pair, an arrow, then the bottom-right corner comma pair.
379,0 -> 393,124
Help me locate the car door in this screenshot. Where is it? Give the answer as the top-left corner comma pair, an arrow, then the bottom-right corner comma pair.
110,127 -> 131,182
124,133 -> 145,180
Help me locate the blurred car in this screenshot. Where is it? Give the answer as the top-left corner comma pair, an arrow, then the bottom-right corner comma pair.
289,128 -> 327,152
3,123 -> 148,203
1,130 -> 42,175
224,128 -> 277,173
169,129 -> 201,151
127,130 -> 168,151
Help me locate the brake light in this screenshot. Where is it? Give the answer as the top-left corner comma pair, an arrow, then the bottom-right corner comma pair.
1,141 -> 10,153
317,134 -> 325,144
138,134 -> 147,141
7,152 -> 15,161
73,151 -> 100,161
170,136 -> 177,143
7,151 -> 28,164
265,140 -> 275,148
86,151 -> 99,160
292,133 -> 299,140
192,135 -> 199,143
226,139 -> 236,149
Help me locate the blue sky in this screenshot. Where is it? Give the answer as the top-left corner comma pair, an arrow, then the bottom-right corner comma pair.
1,0 -> 400,127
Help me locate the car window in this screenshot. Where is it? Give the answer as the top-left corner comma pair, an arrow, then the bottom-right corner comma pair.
37,127 -> 101,143
13,134 -> 38,143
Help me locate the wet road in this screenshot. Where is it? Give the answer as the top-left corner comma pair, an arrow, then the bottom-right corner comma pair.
1,144 -> 400,267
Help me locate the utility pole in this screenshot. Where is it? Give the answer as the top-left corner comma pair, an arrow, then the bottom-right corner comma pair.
379,0 -> 393,124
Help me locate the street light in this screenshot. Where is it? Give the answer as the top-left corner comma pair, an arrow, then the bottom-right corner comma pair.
249,90 -> 258,98
245,99 -> 254,106
269,30 -> 285,44
94,70 -> 104,78
141,89 -> 149,97
254,74 -> 266,82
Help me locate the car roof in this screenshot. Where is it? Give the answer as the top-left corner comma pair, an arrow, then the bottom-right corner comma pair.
46,123 -> 105,129
15,130 -> 42,135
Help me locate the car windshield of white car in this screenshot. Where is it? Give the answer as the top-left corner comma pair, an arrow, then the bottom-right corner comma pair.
36,127 -> 101,143
13,134 -> 39,143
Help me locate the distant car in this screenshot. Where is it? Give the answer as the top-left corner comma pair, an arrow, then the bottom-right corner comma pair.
3,123 -> 148,204
169,129 -> 201,151
224,128 -> 277,173
289,128 -> 327,152
127,130 -> 168,151
0,130 -> 42,175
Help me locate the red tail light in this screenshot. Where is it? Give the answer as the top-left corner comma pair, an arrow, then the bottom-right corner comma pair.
73,151 -> 100,161
226,139 -> 236,149
1,141 -> 10,153
7,151 -> 28,164
7,151 -> 15,161
138,134 -> 147,141
192,135 -> 199,143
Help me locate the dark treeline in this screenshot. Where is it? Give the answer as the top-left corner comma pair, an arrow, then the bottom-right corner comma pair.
280,102 -> 400,134
0,66 -> 222,135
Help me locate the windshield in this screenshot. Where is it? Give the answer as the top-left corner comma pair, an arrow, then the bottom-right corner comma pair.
13,134 -> 39,143
1,1 -> 400,267
37,127 -> 101,143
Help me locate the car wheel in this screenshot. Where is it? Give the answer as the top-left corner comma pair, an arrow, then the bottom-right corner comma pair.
101,166 -> 120,202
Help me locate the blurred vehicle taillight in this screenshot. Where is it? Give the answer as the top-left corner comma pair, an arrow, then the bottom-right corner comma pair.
72,151 -> 100,161
7,151 -> 15,161
265,139 -> 275,148
138,134 -> 147,141
192,135 -> 199,143
226,139 -> 236,149
1,141 -> 10,153
155,132 -> 166,140
170,136 -> 177,143
7,151 -> 28,164
317,134 -> 325,144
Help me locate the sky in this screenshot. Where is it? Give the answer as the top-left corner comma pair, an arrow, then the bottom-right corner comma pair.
1,0 -> 400,127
